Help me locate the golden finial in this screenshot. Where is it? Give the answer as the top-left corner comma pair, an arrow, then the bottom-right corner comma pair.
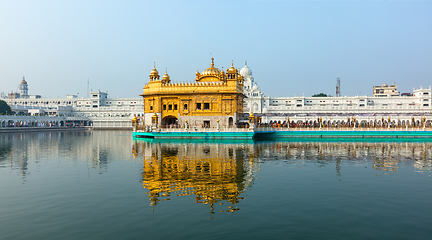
211,57 -> 214,67
245,60 -> 247,66
232,60 -> 234,67
195,68 -> 200,79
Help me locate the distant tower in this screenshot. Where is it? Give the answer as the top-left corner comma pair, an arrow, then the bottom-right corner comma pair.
336,77 -> 341,97
19,76 -> 29,97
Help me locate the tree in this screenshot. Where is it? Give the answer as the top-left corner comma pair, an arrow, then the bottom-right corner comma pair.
0,100 -> 12,115
312,93 -> 328,97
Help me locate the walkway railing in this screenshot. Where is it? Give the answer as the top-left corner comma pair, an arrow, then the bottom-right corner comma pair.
255,126 -> 432,131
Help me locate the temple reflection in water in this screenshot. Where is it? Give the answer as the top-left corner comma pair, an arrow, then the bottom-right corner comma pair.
133,140 -> 259,213
134,139 -> 432,212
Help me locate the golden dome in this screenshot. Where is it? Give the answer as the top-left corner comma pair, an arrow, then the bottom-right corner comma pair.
151,68 -> 158,75
162,68 -> 170,81
227,60 -> 237,73
150,63 -> 159,75
200,58 -> 221,76
20,77 -> 27,84
149,62 -> 160,81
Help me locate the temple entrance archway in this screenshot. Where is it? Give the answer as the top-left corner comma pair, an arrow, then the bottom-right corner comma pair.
162,116 -> 178,127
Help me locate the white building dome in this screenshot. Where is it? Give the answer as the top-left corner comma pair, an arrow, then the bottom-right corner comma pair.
252,83 -> 260,91
240,61 -> 252,79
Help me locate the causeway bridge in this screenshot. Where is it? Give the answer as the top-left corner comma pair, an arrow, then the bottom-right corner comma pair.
0,115 -> 132,130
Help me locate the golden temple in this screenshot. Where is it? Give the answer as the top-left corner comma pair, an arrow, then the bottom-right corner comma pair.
140,58 -> 246,128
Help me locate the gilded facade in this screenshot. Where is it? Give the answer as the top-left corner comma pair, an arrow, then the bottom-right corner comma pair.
141,58 -> 246,128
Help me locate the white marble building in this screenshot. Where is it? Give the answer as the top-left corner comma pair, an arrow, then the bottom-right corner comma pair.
1,81 -> 143,129
240,62 -> 264,114
240,63 -> 432,124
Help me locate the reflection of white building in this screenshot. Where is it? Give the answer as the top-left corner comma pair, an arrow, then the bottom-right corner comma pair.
253,141 -> 432,173
0,131 -> 134,176
240,63 -> 432,123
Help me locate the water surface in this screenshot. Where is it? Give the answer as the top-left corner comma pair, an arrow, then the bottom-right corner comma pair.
1,131 -> 431,239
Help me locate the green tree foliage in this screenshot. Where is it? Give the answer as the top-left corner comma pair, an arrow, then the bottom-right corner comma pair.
0,100 -> 12,115
312,93 -> 328,97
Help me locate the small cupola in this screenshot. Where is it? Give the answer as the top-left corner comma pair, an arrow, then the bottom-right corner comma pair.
162,68 -> 171,84
149,62 -> 160,81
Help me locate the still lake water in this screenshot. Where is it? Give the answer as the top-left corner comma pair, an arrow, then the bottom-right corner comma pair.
1,130 -> 432,240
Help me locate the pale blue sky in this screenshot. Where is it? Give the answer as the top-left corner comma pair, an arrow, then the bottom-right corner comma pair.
1,0 -> 431,98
